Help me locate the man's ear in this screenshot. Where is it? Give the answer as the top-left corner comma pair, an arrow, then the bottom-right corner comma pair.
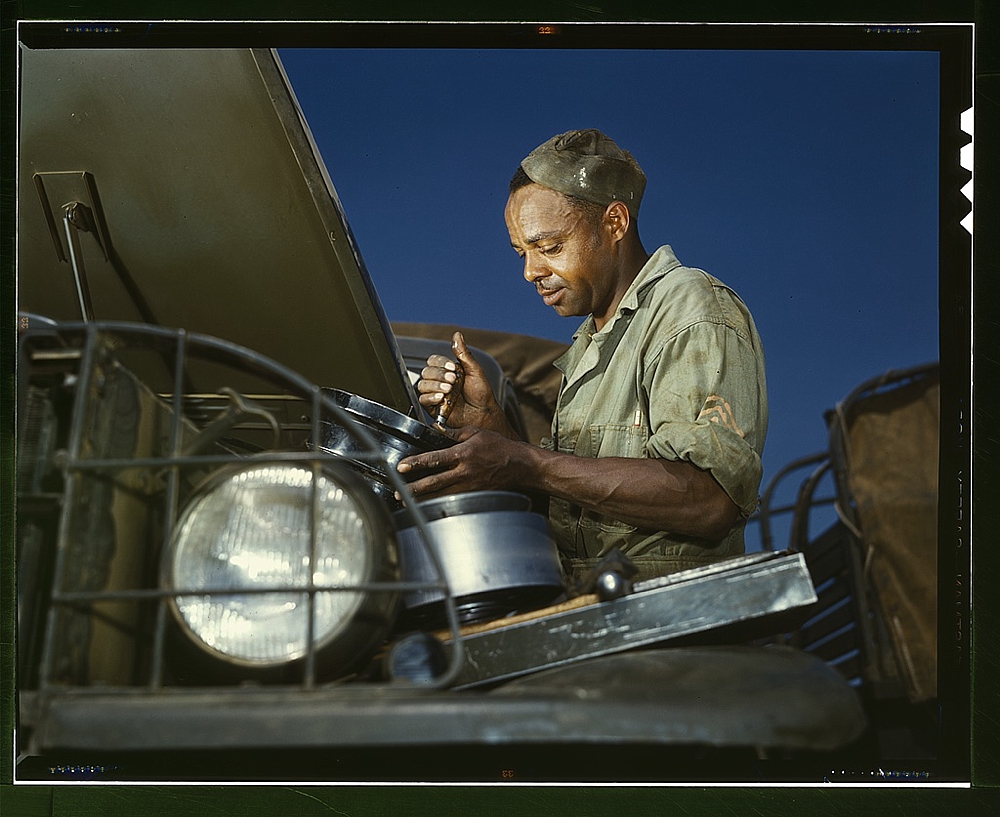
604,201 -> 631,243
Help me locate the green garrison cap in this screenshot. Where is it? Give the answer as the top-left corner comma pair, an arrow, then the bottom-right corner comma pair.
520,129 -> 646,216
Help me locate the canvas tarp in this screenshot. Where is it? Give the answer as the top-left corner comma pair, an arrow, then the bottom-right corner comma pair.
392,322 -> 569,446
831,366 -> 939,702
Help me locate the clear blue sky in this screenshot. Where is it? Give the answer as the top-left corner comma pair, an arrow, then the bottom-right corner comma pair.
278,46 -> 941,550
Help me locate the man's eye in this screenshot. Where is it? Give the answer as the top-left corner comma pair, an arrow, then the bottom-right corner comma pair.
541,244 -> 562,256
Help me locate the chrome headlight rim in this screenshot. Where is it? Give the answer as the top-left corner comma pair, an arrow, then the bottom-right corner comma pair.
164,460 -> 398,673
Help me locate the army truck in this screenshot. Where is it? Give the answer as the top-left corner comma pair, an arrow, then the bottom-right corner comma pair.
11,44 -> 947,783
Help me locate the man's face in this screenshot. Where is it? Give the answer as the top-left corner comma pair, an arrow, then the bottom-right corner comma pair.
504,183 -> 618,326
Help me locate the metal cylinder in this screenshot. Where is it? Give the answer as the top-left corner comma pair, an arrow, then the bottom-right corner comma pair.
393,493 -> 564,627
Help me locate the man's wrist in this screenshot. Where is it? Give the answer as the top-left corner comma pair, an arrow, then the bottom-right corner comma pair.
472,403 -> 516,437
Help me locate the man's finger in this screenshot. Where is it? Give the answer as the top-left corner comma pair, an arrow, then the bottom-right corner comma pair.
398,448 -> 449,474
416,378 -> 449,396
397,464 -> 466,499
451,332 -> 476,368
426,354 -> 455,369
452,332 -> 492,387
418,392 -> 445,410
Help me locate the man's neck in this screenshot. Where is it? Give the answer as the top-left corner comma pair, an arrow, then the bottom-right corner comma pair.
593,239 -> 650,331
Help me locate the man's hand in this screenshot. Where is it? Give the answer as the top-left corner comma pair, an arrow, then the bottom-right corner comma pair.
397,426 -> 525,498
416,332 -> 516,437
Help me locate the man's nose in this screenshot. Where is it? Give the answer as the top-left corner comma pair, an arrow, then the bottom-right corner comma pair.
523,253 -> 547,283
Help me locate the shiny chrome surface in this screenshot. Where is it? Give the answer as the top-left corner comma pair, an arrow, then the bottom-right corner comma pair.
314,388 -> 454,501
394,495 -> 564,622
443,551 -> 820,688
393,490 -> 531,526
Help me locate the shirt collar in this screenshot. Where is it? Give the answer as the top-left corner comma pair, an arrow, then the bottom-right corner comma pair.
571,244 -> 683,341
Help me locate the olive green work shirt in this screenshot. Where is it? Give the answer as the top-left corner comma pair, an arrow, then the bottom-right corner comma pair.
542,245 -> 768,582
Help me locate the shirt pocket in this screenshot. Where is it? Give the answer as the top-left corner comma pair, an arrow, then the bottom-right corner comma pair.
579,422 -> 649,535
587,422 -> 649,460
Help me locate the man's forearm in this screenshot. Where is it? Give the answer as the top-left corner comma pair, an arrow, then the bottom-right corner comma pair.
399,429 -> 740,541
519,445 -> 740,541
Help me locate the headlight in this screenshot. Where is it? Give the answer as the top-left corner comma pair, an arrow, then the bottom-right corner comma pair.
166,462 -> 398,676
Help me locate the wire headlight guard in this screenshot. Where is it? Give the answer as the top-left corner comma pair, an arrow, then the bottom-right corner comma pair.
166,461 -> 399,678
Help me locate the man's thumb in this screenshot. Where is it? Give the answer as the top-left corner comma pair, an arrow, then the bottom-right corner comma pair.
451,331 -> 480,371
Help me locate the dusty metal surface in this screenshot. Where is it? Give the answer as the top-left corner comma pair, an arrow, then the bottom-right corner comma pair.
26,645 -> 864,757
443,551 -> 819,688
491,645 -> 867,751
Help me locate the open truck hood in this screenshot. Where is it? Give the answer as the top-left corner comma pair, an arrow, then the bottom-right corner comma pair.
17,46 -> 418,415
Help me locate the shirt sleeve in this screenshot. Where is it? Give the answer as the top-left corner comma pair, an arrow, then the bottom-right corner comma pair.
642,318 -> 766,517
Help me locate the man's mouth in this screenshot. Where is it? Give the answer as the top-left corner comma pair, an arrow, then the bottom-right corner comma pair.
539,287 -> 564,306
